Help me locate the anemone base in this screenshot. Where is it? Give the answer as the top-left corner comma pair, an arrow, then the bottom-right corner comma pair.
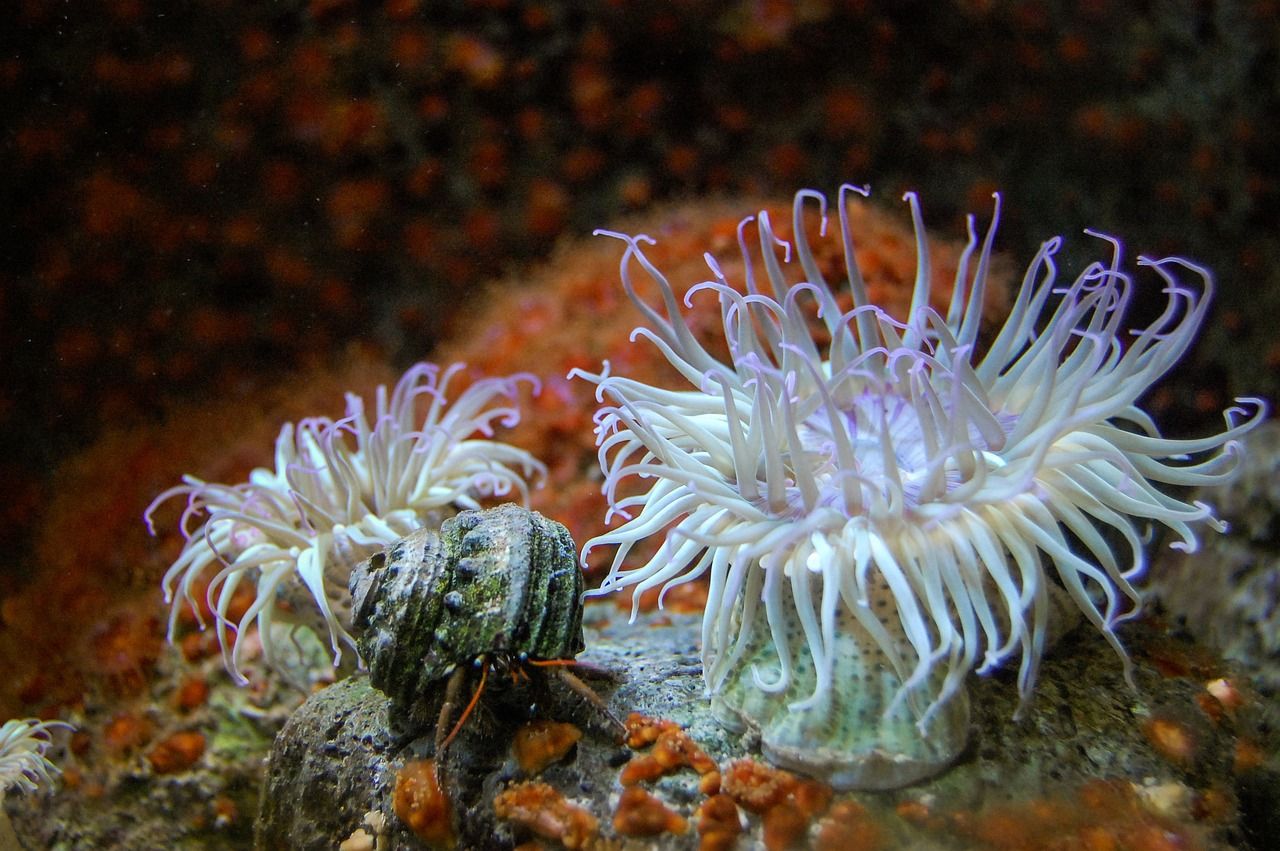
709,582 -> 970,791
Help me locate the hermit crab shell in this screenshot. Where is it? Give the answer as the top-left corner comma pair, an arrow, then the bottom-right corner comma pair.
348,504 -> 585,707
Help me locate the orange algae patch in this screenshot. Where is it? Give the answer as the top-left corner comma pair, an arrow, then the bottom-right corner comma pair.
616,712 -> 747,844
493,780 -> 598,849
1233,739 -> 1265,774
1194,691 -> 1225,725
894,798 -> 937,828
178,628 -> 217,663
620,715 -> 717,787
931,780 -> 1211,851
815,800 -> 883,851
1138,633 -> 1222,680
761,801 -> 808,850
102,710 -> 153,756
696,794 -> 743,851
721,758 -> 798,814
90,610 -> 163,696
721,758 -> 833,851
394,759 -> 454,847
1144,716 -> 1198,765
612,786 -> 688,837
623,712 -> 678,749
59,765 -> 83,792
147,730 -> 205,774
212,794 -> 239,827
1191,787 -> 1234,824
512,719 -> 583,775
174,675 -> 209,712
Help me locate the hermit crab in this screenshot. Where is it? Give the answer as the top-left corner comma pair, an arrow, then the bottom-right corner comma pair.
349,504 -> 623,756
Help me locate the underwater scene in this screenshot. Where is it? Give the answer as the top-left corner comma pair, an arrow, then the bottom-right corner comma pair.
2,2 -> 1279,849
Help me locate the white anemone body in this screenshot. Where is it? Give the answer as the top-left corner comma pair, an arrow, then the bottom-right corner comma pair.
575,185 -> 1263,729
148,362 -> 545,683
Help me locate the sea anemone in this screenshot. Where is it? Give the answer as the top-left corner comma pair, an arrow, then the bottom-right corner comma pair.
147,362 -> 545,683
572,185 -> 1264,789
0,718 -> 71,795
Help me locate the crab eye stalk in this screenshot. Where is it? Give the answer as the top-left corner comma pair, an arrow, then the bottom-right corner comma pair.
574,185 -> 1264,790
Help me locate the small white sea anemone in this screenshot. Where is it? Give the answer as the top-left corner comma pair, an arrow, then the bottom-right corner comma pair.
573,185 -> 1264,788
0,718 -> 71,795
147,362 -> 545,683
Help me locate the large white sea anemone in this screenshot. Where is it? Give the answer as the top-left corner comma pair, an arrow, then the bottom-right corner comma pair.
0,718 -> 71,795
573,185 -> 1264,789
147,362 -> 545,683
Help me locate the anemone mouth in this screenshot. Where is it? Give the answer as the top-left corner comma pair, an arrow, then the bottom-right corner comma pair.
791,379 -> 1021,517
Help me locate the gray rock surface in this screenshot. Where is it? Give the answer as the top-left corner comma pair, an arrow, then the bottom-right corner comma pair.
1150,420 -> 1280,694
255,677 -> 401,850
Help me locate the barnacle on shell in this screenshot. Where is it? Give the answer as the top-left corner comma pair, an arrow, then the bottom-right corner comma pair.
147,362 -> 545,683
573,185 -> 1264,789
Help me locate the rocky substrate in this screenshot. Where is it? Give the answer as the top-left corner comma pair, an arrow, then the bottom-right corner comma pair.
255,607 -> 1278,850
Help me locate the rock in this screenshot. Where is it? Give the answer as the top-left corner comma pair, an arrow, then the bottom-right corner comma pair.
1150,420 -> 1280,694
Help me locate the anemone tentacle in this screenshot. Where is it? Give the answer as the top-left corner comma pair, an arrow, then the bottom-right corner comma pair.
0,718 -> 73,794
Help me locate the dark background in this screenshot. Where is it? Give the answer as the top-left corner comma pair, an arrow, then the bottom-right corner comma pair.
3,0 -> 1277,578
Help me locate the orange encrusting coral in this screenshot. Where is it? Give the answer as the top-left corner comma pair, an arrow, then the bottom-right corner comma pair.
720,758 -> 833,851
1144,716 -> 1198,766
616,714 -> 844,850
1233,739 -> 1265,774
612,786 -> 688,837
493,780 -> 599,849
8,5 -> 1272,543
89,611 -> 164,697
173,675 -> 210,712
814,800 -> 884,851
146,730 -> 206,774
512,719 -> 583,775
622,712 -> 678,749
619,712 -> 717,787
102,710 -> 153,756
1196,677 -> 1244,723
394,758 -> 454,847
696,794 -> 744,851
721,758 -> 800,814
617,712 -> 735,845
609,709 -> 1230,849
909,779 -> 1214,851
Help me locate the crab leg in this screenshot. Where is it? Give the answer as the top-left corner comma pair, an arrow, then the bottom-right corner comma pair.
543,664 -> 626,743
